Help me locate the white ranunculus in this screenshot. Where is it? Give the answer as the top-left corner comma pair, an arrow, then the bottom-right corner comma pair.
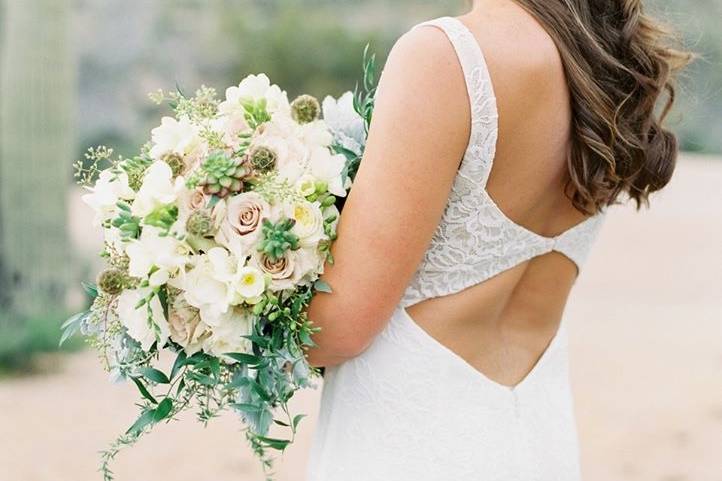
203,307 -> 254,359
322,91 -> 366,155
131,161 -> 179,217
149,116 -> 204,161
125,225 -> 189,286
81,170 -> 135,226
116,288 -> 170,352
219,74 -> 290,117
284,200 -> 325,247
215,192 -> 271,259
308,147 -> 346,197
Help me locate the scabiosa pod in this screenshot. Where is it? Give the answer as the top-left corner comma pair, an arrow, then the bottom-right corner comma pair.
291,94 -> 321,124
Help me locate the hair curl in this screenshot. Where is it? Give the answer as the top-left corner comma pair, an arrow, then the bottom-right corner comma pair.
513,0 -> 693,214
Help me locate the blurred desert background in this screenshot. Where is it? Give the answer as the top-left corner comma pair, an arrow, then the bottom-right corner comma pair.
0,1 -> 720,481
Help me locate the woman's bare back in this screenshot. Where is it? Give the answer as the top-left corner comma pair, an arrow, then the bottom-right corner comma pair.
407,1 -> 593,388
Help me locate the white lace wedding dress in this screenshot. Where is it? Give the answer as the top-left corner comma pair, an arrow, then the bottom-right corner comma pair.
306,16 -> 606,481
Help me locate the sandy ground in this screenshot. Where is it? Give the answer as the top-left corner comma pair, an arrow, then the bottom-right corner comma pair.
1,154 -> 720,481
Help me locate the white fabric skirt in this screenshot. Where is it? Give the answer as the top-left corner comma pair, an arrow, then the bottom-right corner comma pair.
306,305 -> 582,481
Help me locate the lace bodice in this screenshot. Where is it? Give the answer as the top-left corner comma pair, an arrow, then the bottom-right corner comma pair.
400,16 -> 605,308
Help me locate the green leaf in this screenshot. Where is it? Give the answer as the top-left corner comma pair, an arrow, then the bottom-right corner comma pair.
152,398 -> 173,422
313,279 -> 332,293
131,377 -> 158,405
81,282 -> 98,298
224,352 -> 261,365
59,311 -> 87,347
292,414 -> 306,431
170,350 -> 187,380
139,367 -> 170,384
126,409 -> 156,435
188,372 -> 217,386
255,435 -> 291,451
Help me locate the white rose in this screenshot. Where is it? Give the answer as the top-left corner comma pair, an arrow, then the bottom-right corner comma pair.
117,288 -> 170,352
308,147 -> 346,197
171,249 -> 234,327
215,192 -> 270,259
149,116 -> 204,161
125,225 -> 189,286
203,307 -> 254,359
131,161 -> 180,217
219,74 -> 290,117
285,200 -> 325,247
81,170 -> 135,226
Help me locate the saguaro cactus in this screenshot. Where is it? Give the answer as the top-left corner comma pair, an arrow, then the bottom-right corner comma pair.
0,0 -> 74,320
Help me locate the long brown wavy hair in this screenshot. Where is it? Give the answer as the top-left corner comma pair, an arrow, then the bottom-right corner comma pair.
509,0 -> 693,214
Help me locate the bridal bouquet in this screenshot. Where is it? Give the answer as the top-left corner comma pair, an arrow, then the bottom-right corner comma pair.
62,50 -> 376,480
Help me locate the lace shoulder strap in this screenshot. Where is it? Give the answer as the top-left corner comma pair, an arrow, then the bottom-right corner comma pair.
411,16 -> 499,186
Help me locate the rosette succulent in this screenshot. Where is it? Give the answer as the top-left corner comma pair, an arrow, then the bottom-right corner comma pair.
196,151 -> 249,198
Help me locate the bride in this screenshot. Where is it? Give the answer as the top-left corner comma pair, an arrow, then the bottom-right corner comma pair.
304,0 -> 689,479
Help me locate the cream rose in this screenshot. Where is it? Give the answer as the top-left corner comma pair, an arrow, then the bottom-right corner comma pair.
168,295 -> 209,355
215,192 -> 270,258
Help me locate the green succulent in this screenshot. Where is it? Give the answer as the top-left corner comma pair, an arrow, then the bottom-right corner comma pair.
257,217 -> 300,261
196,151 -> 249,198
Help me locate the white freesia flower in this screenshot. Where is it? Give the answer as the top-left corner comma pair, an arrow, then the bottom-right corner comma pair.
215,192 -> 271,259
125,226 -> 189,286
234,266 -> 266,301
117,288 -> 170,352
219,74 -> 290,117
284,200 -> 325,247
203,307 -> 254,358
308,147 -> 346,197
81,170 -> 135,226
322,91 -> 365,155
131,161 -> 181,217
149,116 -> 204,161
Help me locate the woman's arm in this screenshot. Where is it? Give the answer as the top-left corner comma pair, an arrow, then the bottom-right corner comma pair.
306,27 -> 471,367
